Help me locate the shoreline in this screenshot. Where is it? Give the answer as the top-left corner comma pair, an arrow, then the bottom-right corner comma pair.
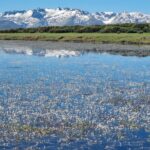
0,33 -> 150,45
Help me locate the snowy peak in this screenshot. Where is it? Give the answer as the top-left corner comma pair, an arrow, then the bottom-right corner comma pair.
0,8 -> 150,29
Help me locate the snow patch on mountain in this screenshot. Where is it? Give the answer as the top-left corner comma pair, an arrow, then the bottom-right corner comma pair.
0,8 -> 150,29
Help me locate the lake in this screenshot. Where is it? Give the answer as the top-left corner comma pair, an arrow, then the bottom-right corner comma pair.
0,41 -> 150,149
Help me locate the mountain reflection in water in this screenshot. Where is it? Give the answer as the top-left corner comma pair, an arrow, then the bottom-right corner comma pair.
0,40 -> 150,57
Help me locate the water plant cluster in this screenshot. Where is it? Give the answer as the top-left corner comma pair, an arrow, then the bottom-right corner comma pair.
0,51 -> 149,149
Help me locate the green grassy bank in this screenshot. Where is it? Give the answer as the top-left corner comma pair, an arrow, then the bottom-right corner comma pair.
0,33 -> 150,44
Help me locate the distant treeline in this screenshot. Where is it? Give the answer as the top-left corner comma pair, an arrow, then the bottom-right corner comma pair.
1,24 -> 150,33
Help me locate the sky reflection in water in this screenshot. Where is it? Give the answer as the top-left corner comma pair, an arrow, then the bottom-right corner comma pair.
0,49 -> 150,149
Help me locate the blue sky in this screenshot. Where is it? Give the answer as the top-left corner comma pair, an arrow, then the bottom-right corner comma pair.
0,0 -> 149,13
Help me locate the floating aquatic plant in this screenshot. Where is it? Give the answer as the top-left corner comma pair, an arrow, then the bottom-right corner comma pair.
0,48 -> 149,149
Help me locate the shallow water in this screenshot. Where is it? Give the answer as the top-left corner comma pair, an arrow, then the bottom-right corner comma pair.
0,42 -> 150,149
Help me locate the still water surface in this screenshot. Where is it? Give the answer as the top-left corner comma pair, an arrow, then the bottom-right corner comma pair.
0,42 -> 150,149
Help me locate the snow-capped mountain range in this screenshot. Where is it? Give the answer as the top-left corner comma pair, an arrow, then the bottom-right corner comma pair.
0,8 -> 150,29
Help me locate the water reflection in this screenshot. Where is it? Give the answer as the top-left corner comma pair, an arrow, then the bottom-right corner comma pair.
2,47 -> 81,58
0,41 -> 150,149
0,40 -> 150,57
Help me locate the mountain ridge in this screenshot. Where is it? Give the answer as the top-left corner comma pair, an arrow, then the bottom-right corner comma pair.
0,8 -> 150,29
